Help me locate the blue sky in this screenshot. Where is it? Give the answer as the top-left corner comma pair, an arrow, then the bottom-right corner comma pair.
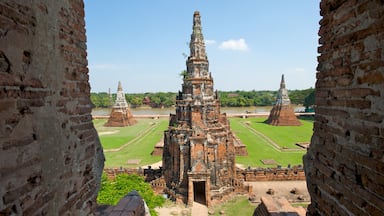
84,1 -> 321,93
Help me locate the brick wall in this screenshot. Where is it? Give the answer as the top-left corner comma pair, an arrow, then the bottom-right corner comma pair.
104,167 -> 305,182
0,1 -> 104,215
304,0 -> 384,215
238,166 -> 306,182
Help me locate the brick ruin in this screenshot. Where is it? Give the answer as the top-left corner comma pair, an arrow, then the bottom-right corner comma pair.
104,166 -> 306,183
104,81 -> 136,127
266,74 -> 301,126
253,196 -> 306,216
162,11 -> 244,207
304,0 -> 384,215
0,0 -> 104,215
1,0 -> 383,215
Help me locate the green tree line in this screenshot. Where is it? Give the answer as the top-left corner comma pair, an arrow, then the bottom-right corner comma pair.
91,88 -> 315,109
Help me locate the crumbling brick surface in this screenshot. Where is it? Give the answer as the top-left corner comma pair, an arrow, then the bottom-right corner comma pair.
0,1 -> 104,215
304,0 -> 384,215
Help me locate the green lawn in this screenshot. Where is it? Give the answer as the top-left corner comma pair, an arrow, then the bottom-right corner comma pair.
94,119 -> 159,150
242,117 -> 313,149
94,117 -> 313,168
230,117 -> 313,168
94,119 -> 168,168
212,196 -> 256,216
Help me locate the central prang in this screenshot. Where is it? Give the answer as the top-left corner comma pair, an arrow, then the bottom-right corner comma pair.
162,11 -> 237,207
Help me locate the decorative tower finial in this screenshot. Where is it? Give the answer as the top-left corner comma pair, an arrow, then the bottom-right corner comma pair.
276,74 -> 291,105
189,11 -> 207,62
117,81 -> 123,91
280,74 -> 286,89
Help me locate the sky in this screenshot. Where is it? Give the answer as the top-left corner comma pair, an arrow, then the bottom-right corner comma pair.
84,1 -> 321,93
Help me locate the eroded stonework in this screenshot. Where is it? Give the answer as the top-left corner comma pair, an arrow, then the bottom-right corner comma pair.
304,0 -> 384,215
104,81 -> 136,127
266,74 -> 301,126
162,11 -> 238,207
0,1 -> 104,215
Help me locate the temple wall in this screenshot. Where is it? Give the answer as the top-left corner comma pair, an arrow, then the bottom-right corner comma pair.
0,1 -> 104,215
238,167 -> 306,182
104,167 -> 305,182
304,0 -> 384,215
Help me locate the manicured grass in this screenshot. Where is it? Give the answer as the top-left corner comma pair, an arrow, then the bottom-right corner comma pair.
243,117 -> 313,149
212,196 -> 256,216
94,119 -> 168,168
94,117 -> 313,169
230,117 -> 312,168
94,119 -> 158,150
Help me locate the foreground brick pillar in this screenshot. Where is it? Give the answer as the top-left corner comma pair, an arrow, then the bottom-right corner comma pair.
0,1 -> 104,215
304,0 -> 384,215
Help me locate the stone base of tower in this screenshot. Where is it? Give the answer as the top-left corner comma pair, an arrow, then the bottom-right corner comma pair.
164,179 -> 251,208
265,104 -> 301,126
104,107 -> 137,127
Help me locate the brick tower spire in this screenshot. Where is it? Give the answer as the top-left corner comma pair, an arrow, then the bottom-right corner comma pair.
265,74 -> 301,126
181,11 -> 214,103
163,11 -> 238,207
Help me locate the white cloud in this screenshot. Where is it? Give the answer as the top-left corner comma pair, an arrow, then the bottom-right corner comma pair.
205,39 -> 216,45
219,38 -> 249,51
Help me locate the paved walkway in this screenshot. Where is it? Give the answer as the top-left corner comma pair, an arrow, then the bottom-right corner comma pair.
246,180 -> 310,203
191,202 -> 208,216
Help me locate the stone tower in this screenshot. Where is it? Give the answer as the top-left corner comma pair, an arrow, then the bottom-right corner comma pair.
104,81 -> 136,127
162,11 -> 236,207
266,74 -> 301,126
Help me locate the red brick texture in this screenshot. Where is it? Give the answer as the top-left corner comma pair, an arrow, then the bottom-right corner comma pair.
104,107 -> 137,127
266,104 -> 302,126
304,0 -> 384,215
0,1 -> 104,215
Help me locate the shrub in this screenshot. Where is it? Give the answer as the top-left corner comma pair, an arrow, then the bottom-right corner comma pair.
97,173 -> 165,216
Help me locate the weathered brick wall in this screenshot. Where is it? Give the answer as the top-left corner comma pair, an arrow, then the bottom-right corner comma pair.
304,0 -> 384,215
0,1 -> 104,215
104,167 -> 305,182
238,167 -> 306,182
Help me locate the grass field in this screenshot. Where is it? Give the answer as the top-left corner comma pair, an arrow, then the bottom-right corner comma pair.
240,118 -> 313,149
94,118 -> 167,168
94,117 -> 313,168
229,117 -> 312,167
212,196 -> 256,216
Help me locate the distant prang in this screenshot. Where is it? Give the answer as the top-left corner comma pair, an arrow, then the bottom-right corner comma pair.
265,74 -> 301,126
104,81 -> 137,127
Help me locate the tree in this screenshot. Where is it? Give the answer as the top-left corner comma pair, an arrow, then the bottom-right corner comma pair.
97,173 -> 165,216
304,89 -> 315,111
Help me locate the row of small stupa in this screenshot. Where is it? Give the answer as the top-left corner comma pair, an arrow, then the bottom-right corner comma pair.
104,75 -> 301,127
103,11 -> 302,206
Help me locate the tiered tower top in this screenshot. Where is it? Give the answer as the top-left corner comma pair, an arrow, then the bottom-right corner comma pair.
276,74 -> 291,105
179,11 -> 215,105
113,81 -> 129,108
189,11 -> 208,62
